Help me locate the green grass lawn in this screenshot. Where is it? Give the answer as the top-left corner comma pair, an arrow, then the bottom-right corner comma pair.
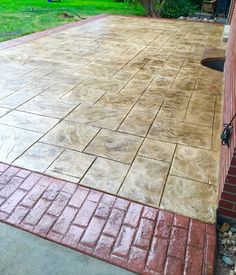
0,0 -> 145,42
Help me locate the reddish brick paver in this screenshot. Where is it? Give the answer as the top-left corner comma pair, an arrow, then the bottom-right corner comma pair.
0,163 -> 216,274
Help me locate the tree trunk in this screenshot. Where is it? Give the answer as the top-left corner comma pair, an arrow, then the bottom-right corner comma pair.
145,0 -> 156,16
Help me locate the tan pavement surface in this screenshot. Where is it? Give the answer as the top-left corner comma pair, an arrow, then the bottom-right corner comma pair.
0,15 -> 225,223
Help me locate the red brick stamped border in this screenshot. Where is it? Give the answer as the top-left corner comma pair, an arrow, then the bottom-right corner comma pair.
0,163 -> 216,275
0,14 -> 109,50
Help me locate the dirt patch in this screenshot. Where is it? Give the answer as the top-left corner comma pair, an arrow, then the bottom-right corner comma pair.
59,12 -> 74,18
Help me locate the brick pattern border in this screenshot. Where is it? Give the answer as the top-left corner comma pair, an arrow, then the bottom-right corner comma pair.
0,14 -> 109,50
0,163 -> 216,275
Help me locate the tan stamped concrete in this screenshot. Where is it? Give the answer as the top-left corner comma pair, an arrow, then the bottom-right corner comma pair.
0,15 -> 225,223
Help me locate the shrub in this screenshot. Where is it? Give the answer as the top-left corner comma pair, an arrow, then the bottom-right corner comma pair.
131,0 -> 196,18
158,0 -> 194,18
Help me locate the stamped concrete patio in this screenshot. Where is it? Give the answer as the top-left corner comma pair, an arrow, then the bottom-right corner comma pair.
0,15 -> 224,224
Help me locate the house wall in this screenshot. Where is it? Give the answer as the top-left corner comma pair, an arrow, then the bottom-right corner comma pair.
218,4 -> 236,218
228,0 -> 236,23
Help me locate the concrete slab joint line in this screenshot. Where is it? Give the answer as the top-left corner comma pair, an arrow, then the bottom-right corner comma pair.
0,163 -> 216,275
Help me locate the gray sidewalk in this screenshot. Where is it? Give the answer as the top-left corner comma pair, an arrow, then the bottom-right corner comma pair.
0,222 -> 134,275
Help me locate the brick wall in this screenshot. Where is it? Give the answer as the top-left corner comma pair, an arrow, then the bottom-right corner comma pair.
218,5 -> 236,219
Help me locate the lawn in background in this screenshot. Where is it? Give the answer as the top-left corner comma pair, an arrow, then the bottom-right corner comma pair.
0,0 -> 145,42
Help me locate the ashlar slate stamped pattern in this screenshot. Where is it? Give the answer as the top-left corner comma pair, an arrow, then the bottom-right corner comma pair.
0,15 -> 225,222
